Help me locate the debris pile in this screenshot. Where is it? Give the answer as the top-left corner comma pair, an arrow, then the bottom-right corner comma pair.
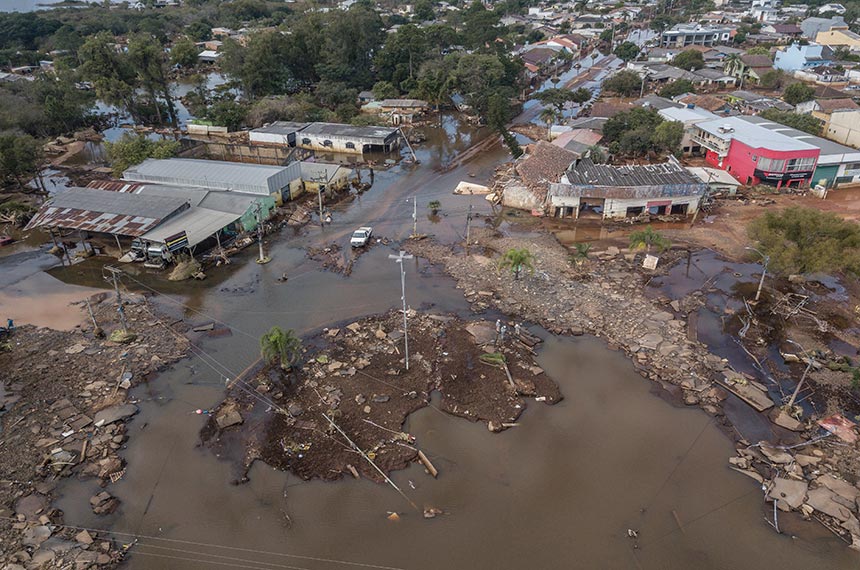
0,293 -> 190,569
201,311 -> 560,483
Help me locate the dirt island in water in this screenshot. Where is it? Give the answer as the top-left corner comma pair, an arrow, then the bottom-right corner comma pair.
201,310 -> 561,484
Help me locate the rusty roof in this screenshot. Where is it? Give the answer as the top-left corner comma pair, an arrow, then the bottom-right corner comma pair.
25,187 -> 188,236
86,180 -> 145,193
515,141 -> 578,200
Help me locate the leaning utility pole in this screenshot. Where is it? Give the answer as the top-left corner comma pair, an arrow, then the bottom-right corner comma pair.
104,266 -> 128,332
255,202 -> 270,264
388,250 -> 414,371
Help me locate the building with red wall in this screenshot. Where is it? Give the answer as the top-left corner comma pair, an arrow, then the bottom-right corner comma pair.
690,116 -> 820,188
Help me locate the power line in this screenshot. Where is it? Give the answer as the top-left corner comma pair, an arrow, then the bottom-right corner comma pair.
0,516 -> 405,570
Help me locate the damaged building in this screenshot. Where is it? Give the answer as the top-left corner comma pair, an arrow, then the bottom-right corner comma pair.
547,156 -> 707,219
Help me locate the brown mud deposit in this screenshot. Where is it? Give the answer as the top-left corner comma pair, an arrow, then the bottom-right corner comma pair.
201,311 -> 560,483
0,294 -> 190,569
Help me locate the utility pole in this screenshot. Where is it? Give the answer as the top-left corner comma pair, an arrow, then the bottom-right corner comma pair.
411,198 -> 418,237
465,203 -> 473,254
255,202 -> 270,264
745,246 -> 769,301
104,266 -> 128,332
388,250 -> 414,371
318,184 -> 325,225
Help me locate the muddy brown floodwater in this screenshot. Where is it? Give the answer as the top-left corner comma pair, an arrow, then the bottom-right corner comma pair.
5,114 -> 858,569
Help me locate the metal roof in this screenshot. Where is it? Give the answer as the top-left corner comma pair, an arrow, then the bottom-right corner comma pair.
250,121 -> 309,135
742,115 -> 860,162
24,187 -> 187,236
123,158 -> 292,194
141,207 -> 240,248
299,122 -> 399,141
300,162 -> 352,183
564,156 -> 705,188
696,116 -> 819,152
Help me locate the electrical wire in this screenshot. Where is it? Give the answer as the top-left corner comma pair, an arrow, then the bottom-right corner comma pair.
0,516 -> 406,570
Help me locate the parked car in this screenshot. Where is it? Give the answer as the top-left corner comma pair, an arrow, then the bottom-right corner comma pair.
350,226 -> 373,248
0,236 -> 14,247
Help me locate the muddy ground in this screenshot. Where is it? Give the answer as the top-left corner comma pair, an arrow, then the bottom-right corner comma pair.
201,311 -> 561,484
0,293 -> 192,569
404,225 -> 860,547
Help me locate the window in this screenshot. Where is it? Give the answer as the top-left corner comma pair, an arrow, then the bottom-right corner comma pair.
345,142 -> 355,150
757,157 -> 786,172
845,162 -> 860,171
787,157 -> 815,172
323,140 -> 333,147
751,155 -> 758,162
301,137 -> 311,145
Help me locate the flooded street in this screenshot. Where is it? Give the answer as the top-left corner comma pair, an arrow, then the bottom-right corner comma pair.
3,115 -> 858,569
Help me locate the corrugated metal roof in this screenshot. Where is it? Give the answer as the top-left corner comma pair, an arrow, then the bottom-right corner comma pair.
25,187 -> 187,236
299,122 -> 398,141
123,158 -> 292,194
251,121 -> 309,135
300,162 -> 352,183
141,207 -> 240,248
564,156 -> 705,187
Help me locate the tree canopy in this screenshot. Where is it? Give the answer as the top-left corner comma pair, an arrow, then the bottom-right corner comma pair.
749,207 -> 860,275
104,133 -> 180,176
760,108 -> 822,135
614,41 -> 640,62
783,82 -> 815,105
602,70 -> 643,97
672,50 -> 705,71
658,79 -> 695,99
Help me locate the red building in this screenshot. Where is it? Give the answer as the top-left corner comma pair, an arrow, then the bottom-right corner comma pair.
691,117 -> 819,188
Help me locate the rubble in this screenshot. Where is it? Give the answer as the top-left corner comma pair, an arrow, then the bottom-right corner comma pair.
0,293 -> 190,568
201,311 -> 560,483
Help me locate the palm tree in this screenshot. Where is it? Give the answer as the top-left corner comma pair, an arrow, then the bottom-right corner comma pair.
539,108 -> 559,140
498,248 -> 535,280
260,326 -> 302,370
724,53 -> 748,88
573,242 -> 591,260
629,226 -> 671,253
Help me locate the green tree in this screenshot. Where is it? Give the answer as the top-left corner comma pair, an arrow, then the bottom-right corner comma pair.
104,132 -> 180,176
315,5 -> 385,87
451,53 -> 510,117
413,0 -> 436,21
758,69 -> 785,90
614,41 -> 640,62
602,70 -> 643,97
79,31 -> 139,121
414,57 -> 456,112
658,79 -> 695,98
487,92 -> 513,130
746,46 -> 771,56
372,80 -> 400,100
186,21 -> 212,41
783,82 -> 815,105
461,1 -> 502,49
206,100 -> 248,131
629,226 -> 671,252
170,36 -> 199,68
760,108 -> 822,135
127,33 -> 178,126
748,207 -> 860,275
603,107 -> 664,144
0,132 -> 40,190
539,107 -> 559,140
672,50 -> 705,71
260,326 -> 303,370
221,32 -> 294,99
498,248 -> 535,280
374,24 -> 429,86
535,87 -> 591,114
653,120 -> 684,153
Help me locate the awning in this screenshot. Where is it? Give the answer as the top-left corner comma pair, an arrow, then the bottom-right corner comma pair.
141,207 -> 240,248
